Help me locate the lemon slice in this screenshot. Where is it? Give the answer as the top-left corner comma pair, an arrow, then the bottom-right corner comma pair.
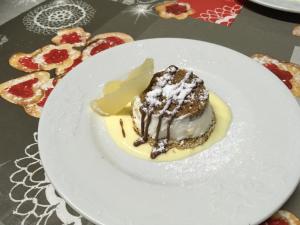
91,58 -> 154,115
102,58 -> 153,95
102,80 -> 122,95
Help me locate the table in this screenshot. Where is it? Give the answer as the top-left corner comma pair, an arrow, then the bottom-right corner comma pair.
0,0 -> 299,224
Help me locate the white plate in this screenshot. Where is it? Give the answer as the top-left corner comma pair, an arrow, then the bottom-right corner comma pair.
249,0 -> 300,13
38,38 -> 300,225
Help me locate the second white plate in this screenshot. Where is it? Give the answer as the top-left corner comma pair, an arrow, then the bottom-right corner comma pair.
249,0 -> 300,13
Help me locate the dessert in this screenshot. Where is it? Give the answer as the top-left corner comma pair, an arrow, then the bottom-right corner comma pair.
252,54 -> 300,97
92,60 -> 232,161
103,89 -> 230,161
131,65 -> 215,158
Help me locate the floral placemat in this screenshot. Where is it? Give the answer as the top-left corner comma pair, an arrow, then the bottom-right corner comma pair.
0,0 -> 300,224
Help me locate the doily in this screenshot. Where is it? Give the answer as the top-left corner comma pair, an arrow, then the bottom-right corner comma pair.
9,132 -> 83,225
23,0 -> 95,35
197,4 -> 242,26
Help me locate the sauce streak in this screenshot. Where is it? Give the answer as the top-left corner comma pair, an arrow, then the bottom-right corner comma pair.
119,118 -> 126,138
133,138 -> 145,147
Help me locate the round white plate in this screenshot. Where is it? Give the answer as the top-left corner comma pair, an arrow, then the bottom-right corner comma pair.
249,0 -> 300,13
38,38 -> 300,225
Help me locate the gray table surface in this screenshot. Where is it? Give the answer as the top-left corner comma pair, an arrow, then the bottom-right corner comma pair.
0,0 -> 46,26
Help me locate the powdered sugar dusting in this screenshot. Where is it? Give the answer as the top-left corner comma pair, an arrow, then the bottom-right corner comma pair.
145,88 -> 163,107
152,139 -> 167,153
143,66 -> 204,117
200,89 -> 209,101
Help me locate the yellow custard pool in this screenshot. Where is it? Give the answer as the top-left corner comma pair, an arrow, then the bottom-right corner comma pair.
103,92 -> 232,162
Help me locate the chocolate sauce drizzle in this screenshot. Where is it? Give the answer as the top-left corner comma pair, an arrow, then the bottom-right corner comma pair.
133,65 -> 205,159
119,119 -> 126,138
